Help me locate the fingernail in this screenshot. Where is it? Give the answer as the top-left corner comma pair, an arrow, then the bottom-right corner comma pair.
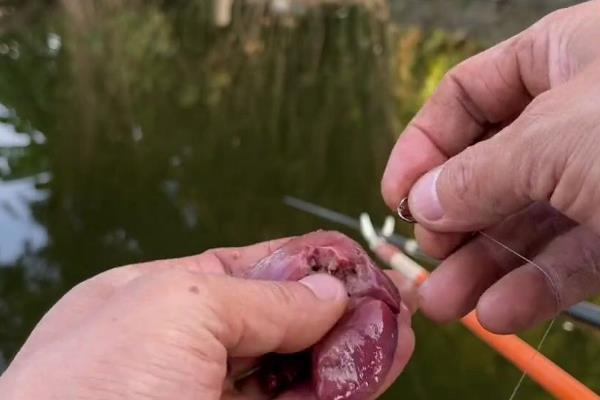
410,167 -> 443,221
299,274 -> 345,301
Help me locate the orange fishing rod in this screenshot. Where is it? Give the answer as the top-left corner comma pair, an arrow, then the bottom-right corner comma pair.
283,196 -> 600,399
372,240 -> 599,400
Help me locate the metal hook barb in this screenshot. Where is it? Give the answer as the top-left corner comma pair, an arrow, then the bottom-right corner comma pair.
397,197 -> 416,224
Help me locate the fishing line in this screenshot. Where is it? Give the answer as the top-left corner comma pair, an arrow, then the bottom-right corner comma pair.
397,202 -> 560,398
284,196 -> 597,397
506,318 -> 556,400
477,231 -> 558,400
478,231 -> 562,311
397,200 -> 563,307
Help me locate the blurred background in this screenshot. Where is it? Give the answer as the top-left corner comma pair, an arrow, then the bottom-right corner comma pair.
0,0 -> 597,398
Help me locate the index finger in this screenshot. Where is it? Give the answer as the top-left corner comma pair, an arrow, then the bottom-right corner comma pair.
381,31 -> 543,210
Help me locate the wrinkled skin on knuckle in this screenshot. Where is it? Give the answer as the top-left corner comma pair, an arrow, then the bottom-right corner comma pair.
509,3 -> 600,94
438,65 -> 493,126
518,88 -> 562,123
506,97 -> 565,203
441,146 -> 482,211
242,231 -> 402,400
508,27 -> 552,95
523,79 -> 600,228
267,281 -> 301,310
550,137 -> 600,229
547,2 -> 600,73
252,282 -> 304,350
575,237 -> 600,284
534,228 -> 600,318
520,136 -> 557,203
531,2 -> 600,86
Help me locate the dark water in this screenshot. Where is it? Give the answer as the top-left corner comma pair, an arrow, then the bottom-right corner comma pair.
0,1 -> 598,398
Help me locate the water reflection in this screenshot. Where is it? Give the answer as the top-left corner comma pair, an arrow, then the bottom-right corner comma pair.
0,1 -> 599,398
0,0 -> 403,372
0,174 -> 49,266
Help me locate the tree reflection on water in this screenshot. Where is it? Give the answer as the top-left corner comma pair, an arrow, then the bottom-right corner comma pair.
0,1 -> 598,399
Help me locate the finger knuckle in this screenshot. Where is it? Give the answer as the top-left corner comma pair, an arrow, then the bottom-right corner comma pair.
542,7 -> 570,25
441,66 -> 461,89
445,147 -> 479,203
524,91 -> 556,117
509,106 -> 559,202
520,141 -> 546,201
510,30 -> 536,67
549,151 -> 595,223
140,269 -> 217,308
440,67 -> 469,102
544,269 -> 563,313
146,267 -> 198,289
436,67 -> 465,105
577,241 -> 600,279
146,270 -> 236,338
266,282 -> 299,309
62,266 -> 133,301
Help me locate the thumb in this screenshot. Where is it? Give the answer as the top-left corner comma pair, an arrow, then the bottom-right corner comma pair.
406,98 -> 558,232
406,67 -> 600,233
407,133 -> 533,232
205,273 -> 349,357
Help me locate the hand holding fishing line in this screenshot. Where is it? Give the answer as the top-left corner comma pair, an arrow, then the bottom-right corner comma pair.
382,0 -> 600,334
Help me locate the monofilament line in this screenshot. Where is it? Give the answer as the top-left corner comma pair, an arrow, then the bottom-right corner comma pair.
506,318 -> 556,400
477,231 -> 558,400
478,231 -> 562,308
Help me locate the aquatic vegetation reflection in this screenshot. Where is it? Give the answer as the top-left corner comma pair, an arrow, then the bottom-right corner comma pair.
0,1 -> 598,398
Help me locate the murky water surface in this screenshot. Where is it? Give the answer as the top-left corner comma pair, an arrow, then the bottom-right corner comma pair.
0,1 -> 597,398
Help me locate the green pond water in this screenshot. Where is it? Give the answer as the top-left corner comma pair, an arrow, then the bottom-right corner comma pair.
0,1 -> 598,398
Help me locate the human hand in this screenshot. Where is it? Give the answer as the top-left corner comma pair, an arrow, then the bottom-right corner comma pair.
0,233 -> 413,400
381,0 -> 600,333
